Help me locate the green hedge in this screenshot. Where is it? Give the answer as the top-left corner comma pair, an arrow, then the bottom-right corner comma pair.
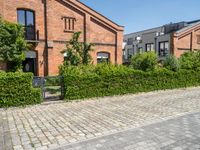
0,72 -> 42,107
60,65 -> 200,100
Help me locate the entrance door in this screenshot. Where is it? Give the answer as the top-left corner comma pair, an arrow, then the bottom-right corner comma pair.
23,51 -> 37,75
22,58 -> 36,75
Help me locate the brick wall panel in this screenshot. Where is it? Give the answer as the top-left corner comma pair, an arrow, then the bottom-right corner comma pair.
1,0 -> 124,76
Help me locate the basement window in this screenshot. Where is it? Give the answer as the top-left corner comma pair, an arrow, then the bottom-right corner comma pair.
62,16 -> 76,32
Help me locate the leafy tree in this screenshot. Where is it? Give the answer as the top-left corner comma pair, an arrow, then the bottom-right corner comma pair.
179,51 -> 200,70
163,55 -> 180,71
62,32 -> 94,66
130,51 -> 157,71
82,43 -> 94,65
0,18 -> 28,72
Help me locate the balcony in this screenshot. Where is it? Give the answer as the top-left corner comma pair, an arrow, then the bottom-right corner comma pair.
25,29 -> 39,44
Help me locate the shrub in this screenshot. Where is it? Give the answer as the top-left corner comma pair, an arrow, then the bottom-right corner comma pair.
60,63 -> 133,77
130,52 -> 157,71
60,64 -> 200,100
0,70 -> 5,73
0,18 -> 28,72
179,51 -> 200,70
163,55 -> 180,71
0,72 -> 42,107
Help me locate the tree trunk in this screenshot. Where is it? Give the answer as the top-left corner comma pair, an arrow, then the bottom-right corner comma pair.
0,61 -> 7,71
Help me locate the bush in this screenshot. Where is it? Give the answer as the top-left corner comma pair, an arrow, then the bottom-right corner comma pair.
179,51 -> 200,70
60,64 -> 200,100
0,72 -> 42,107
130,52 -> 157,71
0,18 -> 28,72
163,55 -> 180,71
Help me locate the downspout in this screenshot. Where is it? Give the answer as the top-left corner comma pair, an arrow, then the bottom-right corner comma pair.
155,37 -> 157,54
44,0 -> 49,76
170,33 -> 175,55
115,33 -> 117,64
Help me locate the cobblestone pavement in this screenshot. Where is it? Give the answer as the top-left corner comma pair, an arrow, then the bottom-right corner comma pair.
0,87 -> 200,150
56,111 -> 200,150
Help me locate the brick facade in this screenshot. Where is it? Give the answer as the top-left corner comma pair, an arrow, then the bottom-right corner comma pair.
0,0 -> 124,76
172,23 -> 200,57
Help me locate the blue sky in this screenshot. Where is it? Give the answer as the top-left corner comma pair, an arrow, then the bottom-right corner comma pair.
80,0 -> 200,34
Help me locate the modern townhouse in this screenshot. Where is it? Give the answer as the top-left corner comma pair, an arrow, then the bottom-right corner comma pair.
123,20 -> 200,63
0,0 -> 124,76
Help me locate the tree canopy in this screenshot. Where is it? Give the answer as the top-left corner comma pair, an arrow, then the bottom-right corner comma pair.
61,32 -> 94,66
0,18 -> 28,72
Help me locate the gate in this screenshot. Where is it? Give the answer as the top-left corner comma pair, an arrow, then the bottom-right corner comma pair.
33,76 -> 64,101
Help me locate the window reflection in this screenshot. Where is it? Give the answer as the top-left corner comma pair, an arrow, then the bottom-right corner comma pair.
17,9 -> 35,40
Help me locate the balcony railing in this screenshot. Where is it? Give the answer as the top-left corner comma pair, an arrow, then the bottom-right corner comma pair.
25,28 -> 39,43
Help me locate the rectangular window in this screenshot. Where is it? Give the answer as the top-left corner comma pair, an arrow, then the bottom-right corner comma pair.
26,11 -> 34,26
146,43 -> 154,52
62,17 -> 76,32
127,38 -> 133,45
127,48 -> 133,59
17,10 -> 25,25
197,35 -> 200,44
159,41 -> 169,57
137,47 -> 143,54
97,52 -> 110,64
17,9 -> 35,40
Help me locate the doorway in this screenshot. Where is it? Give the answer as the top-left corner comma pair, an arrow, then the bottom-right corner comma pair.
22,58 -> 36,75
22,51 -> 37,75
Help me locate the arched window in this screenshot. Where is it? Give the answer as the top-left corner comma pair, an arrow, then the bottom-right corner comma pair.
17,9 -> 35,40
97,52 -> 110,63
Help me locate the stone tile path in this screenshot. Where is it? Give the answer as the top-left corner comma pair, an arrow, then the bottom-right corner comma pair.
1,87 -> 200,150
57,111 -> 200,150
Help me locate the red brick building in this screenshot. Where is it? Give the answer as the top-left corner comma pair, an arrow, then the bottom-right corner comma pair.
0,0 -> 124,76
172,22 -> 200,57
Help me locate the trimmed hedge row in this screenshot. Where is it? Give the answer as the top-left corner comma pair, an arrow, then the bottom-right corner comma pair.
61,65 -> 200,100
0,72 -> 42,107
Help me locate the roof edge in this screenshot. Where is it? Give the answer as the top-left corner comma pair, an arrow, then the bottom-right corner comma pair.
174,22 -> 200,36
124,26 -> 163,36
75,0 -> 124,30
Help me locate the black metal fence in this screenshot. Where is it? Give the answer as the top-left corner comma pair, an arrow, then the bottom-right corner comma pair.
33,76 -> 64,101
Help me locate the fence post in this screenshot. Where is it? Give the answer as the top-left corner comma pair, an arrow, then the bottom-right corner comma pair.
60,76 -> 65,100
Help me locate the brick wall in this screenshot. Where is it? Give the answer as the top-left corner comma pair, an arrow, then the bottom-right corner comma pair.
0,0 -> 3,17
173,24 -> 200,57
0,0 -> 124,76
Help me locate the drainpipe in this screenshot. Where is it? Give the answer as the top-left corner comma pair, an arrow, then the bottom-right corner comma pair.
44,0 -> 49,76
155,37 -> 157,54
170,33 -> 175,55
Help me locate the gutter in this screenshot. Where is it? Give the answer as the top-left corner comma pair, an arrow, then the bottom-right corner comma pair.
44,0 -> 49,76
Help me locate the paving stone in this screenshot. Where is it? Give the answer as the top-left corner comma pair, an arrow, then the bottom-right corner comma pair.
1,87 -> 200,149
35,146 -> 48,150
56,111 -> 200,149
13,145 -> 24,150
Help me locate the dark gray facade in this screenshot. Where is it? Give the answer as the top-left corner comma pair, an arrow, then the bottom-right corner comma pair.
123,20 -> 200,63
